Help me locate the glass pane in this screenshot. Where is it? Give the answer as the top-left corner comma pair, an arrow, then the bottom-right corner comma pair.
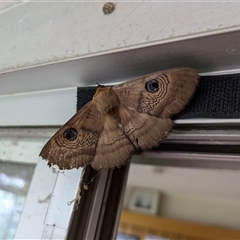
0,162 -> 35,239
118,153 -> 240,239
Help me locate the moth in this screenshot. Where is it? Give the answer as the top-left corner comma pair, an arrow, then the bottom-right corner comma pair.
40,68 -> 200,171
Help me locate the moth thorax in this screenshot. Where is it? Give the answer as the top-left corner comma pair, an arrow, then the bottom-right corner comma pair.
93,87 -> 120,115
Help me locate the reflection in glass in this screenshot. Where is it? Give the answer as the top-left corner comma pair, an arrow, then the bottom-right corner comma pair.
0,162 -> 35,239
117,232 -> 139,240
119,162 -> 240,239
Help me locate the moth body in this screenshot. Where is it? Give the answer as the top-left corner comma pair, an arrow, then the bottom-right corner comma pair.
93,85 -> 120,121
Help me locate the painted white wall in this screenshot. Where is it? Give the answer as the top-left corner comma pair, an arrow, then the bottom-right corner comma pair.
160,193 -> 240,230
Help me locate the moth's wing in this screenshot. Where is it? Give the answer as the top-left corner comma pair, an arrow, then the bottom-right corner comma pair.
90,115 -> 135,170
113,68 -> 200,117
117,105 -> 173,151
111,68 -> 199,153
40,101 -> 102,170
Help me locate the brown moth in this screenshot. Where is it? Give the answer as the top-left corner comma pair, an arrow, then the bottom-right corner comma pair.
40,68 -> 200,171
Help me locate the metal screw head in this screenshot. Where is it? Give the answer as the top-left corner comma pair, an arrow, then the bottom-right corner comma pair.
103,2 -> 115,15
